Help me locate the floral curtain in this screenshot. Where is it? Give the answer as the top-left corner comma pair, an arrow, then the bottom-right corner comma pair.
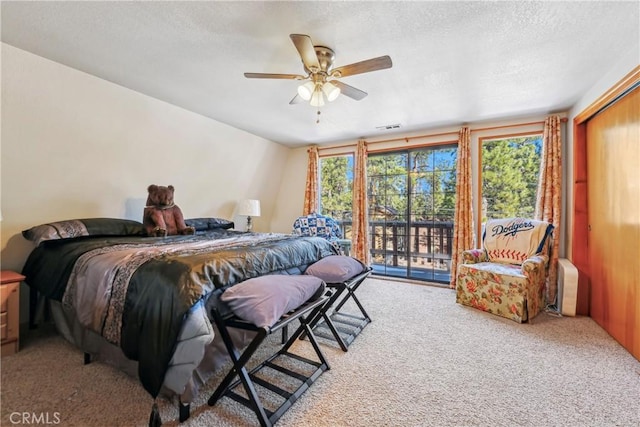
449,127 -> 474,289
303,146 -> 319,215
535,115 -> 562,305
352,140 -> 370,264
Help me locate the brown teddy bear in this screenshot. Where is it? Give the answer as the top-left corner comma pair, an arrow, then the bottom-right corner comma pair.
143,184 -> 196,237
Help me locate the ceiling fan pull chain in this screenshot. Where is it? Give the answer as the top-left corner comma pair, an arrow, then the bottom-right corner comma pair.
316,109 -> 321,124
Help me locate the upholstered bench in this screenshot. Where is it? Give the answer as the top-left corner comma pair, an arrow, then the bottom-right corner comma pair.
207,275 -> 330,427
304,255 -> 372,351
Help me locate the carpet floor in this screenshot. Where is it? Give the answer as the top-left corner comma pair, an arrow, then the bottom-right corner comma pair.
1,278 -> 639,427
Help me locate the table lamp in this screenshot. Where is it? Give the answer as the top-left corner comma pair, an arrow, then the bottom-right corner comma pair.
238,199 -> 261,232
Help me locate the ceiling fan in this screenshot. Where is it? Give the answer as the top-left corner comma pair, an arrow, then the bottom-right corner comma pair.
244,34 -> 393,108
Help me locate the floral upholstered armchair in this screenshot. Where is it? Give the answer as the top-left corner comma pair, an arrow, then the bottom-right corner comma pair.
292,212 -> 349,255
456,217 -> 554,323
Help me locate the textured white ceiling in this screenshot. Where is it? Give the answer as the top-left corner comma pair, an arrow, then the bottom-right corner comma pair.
2,1 -> 638,147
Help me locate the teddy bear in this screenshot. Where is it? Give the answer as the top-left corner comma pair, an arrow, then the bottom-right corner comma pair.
143,184 -> 196,237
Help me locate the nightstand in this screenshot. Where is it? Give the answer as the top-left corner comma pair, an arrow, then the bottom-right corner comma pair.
1,270 -> 24,356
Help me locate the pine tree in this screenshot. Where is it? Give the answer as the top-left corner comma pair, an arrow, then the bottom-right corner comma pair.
481,136 -> 541,222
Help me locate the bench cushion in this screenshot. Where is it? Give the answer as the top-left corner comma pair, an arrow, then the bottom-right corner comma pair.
220,275 -> 325,328
305,255 -> 366,283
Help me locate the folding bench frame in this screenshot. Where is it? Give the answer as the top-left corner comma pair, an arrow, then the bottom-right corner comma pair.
208,293 -> 330,427
307,267 -> 372,352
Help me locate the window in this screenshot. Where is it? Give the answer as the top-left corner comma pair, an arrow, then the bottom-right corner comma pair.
480,134 -> 542,226
319,155 -> 354,238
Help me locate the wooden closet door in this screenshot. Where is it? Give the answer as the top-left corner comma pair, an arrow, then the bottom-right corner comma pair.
586,86 -> 639,359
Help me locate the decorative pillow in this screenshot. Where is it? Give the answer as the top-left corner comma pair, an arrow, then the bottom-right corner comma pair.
220,275 -> 325,328
23,218 -> 145,246
305,255 -> 366,283
483,218 -> 554,264
185,217 -> 235,231
292,212 -> 343,240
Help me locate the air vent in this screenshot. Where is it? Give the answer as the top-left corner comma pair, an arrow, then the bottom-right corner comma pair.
376,123 -> 401,131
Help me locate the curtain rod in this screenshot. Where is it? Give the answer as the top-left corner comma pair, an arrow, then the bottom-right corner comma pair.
315,117 -> 567,152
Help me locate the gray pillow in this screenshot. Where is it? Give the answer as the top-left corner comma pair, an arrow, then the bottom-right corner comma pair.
184,217 -> 235,231
220,275 -> 325,328
305,255 -> 366,283
22,218 -> 144,246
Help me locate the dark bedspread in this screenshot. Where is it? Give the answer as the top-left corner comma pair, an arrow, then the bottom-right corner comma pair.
21,229 -> 336,397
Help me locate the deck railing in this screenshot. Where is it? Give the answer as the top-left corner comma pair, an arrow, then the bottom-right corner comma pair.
337,219 -> 454,281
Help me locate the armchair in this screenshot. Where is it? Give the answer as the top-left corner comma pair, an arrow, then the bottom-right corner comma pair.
292,212 -> 350,255
455,217 -> 554,323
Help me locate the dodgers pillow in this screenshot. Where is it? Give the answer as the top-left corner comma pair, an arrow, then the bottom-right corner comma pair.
305,255 -> 367,283
220,275 -> 325,328
483,218 -> 554,264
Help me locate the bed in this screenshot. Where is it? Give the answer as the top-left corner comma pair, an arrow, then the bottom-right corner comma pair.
20,217 -> 337,421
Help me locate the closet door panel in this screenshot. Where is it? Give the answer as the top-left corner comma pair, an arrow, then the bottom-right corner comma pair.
586,86 -> 639,359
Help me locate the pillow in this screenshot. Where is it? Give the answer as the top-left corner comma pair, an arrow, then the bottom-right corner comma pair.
483,218 -> 554,264
305,255 -> 366,283
220,275 -> 325,328
23,218 -> 145,246
185,217 -> 235,231
292,213 -> 342,239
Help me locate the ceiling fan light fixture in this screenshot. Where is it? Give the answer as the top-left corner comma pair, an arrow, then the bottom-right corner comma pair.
245,34 -> 392,114
297,81 -> 315,101
309,89 -> 325,107
322,81 -> 341,102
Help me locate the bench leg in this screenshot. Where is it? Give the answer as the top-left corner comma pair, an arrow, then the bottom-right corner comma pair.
304,288 -> 350,351
208,298 -> 329,427
308,272 -> 372,351
178,400 -> 190,423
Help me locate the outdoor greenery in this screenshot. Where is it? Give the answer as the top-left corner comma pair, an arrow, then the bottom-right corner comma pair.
319,146 -> 460,223
319,155 -> 353,221
481,136 -> 542,222
367,147 -> 457,222
319,137 -> 542,282
320,137 -> 542,224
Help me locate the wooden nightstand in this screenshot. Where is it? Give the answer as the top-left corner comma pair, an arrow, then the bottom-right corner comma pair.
1,270 -> 24,356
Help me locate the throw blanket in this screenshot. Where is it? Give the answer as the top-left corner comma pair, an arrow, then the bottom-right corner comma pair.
62,233 -> 288,346
483,218 -> 553,264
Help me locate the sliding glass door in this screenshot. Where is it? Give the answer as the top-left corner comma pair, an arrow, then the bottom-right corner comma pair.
367,145 -> 457,283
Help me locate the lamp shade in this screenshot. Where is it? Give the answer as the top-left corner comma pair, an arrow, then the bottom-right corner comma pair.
238,199 -> 261,217
297,81 -> 315,101
322,81 -> 341,102
309,89 -> 325,107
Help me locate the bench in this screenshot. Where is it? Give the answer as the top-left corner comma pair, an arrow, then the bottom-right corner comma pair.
207,275 -> 331,427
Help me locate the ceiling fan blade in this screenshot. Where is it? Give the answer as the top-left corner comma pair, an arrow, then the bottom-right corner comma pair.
332,80 -> 368,101
244,72 -> 305,79
332,55 -> 392,78
289,94 -> 304,105
290,34 -> 321,71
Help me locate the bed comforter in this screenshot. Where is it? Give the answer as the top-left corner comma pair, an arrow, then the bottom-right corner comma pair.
21,229 -> 336,398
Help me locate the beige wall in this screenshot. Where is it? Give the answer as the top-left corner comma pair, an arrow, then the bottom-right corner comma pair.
270,146 -> 309,234
0,44 -> 289,272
